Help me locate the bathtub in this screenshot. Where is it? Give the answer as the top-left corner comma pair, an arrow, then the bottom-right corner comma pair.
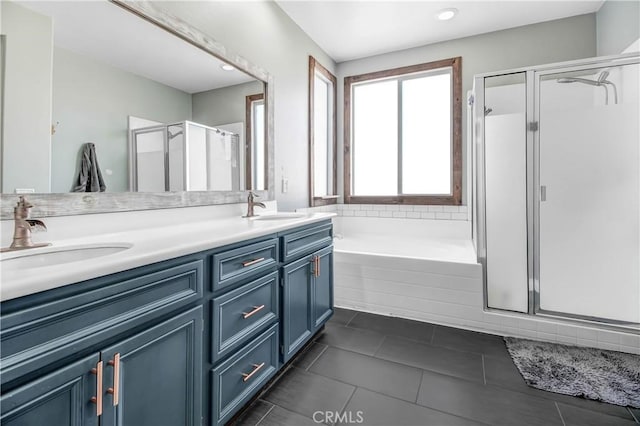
332,216 -> 486,331
331,215 -> 640,355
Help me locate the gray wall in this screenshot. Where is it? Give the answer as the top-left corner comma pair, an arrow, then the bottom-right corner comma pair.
1,1 -> 52,193
596,0 -> 640,55
159,1 -> 336,211
336,14 -> 597,204
192,80 -> 264,127
52,47 -> 193,192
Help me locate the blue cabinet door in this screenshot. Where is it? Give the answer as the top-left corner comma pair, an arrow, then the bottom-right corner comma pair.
100,306 -> 203,426
281,255 -> 314,363
0,353 -> 100,426
312,246 -> 334,331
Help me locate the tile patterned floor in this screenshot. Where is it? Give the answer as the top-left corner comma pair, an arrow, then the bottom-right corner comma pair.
232,308 -> 639,426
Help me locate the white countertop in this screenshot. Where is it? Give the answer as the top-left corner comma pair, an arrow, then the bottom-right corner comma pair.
0,212 -> 335,302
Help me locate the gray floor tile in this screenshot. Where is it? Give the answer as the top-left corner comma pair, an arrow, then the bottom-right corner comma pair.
484,355 -> 637,420
257,405 -> 321,426
315,323 -> 385,356
629,407 -> 640,422
376,335 -> 484,383
329,308 -> 358,326
432,325 -> 510,359
293,342 -> 328,370
309,346 -> 422,402
347,312 -> 434,343
557,403 -> 638,426
263,367 -> 355,421
232,399 -> 274,426
340,388 -> 485,426
417,369 -> 563,426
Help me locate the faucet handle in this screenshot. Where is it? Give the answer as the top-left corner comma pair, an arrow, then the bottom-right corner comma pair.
17,196 -> 33,209
25,219 -> 47,232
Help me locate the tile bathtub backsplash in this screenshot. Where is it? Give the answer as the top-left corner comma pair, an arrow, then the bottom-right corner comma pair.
297,204 -> 469,221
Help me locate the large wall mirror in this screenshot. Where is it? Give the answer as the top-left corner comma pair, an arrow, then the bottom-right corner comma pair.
0,0 -> 274,218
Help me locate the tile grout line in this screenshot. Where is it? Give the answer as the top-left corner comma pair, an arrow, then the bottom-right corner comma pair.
372,335 -> 387,356
555,402 -> 567,426
336,386 -> 359,426
344,312 -> 357,327
481,354 -> 487,385
305,344 -> 329,371
628,407 -> 640,423
414,370 -> 425,404
253,403 -> 275,426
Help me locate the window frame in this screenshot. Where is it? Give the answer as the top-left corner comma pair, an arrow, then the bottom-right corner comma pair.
308,56 -> 338,207
343,57 -> 462,205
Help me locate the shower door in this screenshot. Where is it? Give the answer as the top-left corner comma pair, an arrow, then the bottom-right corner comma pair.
536,61 -> 640,323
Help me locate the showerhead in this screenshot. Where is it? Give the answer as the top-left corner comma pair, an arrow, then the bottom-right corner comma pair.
597,69 -> 610,83
556,77 -> 599,86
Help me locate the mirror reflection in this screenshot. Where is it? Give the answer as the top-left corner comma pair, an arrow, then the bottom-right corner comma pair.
0,0 -> 267,194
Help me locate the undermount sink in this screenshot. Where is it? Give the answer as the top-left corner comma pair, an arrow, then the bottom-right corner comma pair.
251,213 -> 307,221
0,243 -> 132,271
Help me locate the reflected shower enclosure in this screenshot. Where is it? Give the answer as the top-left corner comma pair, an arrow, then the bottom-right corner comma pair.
131,121 -> 242,192
473,54 -> 640,328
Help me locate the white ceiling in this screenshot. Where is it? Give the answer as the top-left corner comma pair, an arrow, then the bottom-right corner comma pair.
275,0 -> 605,63
18,1 -> 256,94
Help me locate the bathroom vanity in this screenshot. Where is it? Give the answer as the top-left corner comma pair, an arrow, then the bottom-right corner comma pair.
0,216 -> 334,426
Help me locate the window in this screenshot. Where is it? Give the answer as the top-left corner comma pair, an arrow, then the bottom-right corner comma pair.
344,57 -> 462,204
246,93 -> 265,190
309,56 -> 337,206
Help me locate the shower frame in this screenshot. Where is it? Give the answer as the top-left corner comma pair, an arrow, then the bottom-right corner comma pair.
130,120 -> 239,192
472,52 -> 640,331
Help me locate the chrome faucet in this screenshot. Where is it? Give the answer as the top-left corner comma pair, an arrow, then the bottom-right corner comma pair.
1,196 -> 51,252
244,191 -> 266,218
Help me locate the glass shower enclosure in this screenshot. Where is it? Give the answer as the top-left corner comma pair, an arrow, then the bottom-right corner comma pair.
130,121 -> 242,192
473,53 -> 640,327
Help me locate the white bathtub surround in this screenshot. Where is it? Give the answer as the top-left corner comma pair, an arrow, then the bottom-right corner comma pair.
297,203 -> 470,221
332,216 -> 640,355
0,201 -> 334,300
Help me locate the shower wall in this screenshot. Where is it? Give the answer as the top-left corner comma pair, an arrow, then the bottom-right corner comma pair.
475,55 -> 640,327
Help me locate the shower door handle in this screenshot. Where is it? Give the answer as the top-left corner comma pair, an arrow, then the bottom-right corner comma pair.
540,186 -> 547,202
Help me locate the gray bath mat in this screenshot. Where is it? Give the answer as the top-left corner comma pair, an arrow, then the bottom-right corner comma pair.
504,337 -> 640,408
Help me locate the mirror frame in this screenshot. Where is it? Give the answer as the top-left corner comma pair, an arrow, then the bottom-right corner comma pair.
0,0 -> 274,219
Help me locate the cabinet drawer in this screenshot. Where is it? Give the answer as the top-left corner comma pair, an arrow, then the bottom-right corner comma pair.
212,238 -> 278,292
280,221 -> 332,263
211,271 -> 279,363
1,257 -> 203,385
211,323 -> 279,426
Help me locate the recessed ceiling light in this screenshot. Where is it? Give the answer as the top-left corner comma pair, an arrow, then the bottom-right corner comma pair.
220,64 -> 235,71
436,8 -> 458,21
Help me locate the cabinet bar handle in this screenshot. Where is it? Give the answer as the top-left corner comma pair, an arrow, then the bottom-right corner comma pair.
242,305 -> 265,319
317,256 -> 321,277
90,361 -> 103,416
242,257 -> 265,267
107,353 -> 120,406
242,362 -> 265,382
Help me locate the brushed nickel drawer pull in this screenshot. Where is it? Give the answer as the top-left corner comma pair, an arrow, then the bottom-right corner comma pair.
242,362 -> 265,382
242,257 -> 265,267
90,361 -> 103,416
107,353 -> 120,406
242,305 -> 265,319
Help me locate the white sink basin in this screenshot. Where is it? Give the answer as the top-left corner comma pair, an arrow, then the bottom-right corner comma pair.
251,213 -> 307,221
0,243 -> 132,271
